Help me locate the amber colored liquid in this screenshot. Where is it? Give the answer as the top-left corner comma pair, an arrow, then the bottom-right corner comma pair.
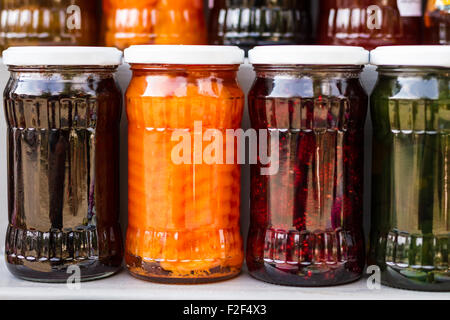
102,0 -> 207,50
0,0 -> 100,52
125,65 -> 244,284
247,67 -> 367,286
3,68 -> 123,282
318,0 -> 421,50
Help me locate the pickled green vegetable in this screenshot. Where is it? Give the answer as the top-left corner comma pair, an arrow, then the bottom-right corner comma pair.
369,67 -> 450,291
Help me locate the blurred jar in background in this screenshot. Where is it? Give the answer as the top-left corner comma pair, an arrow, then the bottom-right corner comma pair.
102,0 -> 207,50
208,0 -> 311,52
0,0 -> 100,52
318,0 -> 422,50
425,0 -> 450,44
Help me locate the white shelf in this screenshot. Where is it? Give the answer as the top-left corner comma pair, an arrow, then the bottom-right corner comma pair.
0,257 -> 448,300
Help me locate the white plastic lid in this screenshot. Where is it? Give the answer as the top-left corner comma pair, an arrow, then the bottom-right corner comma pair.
124,45 -> 245,65
370,46 -> 450,67
248,46 -> 369,65
2,47 -> 123,66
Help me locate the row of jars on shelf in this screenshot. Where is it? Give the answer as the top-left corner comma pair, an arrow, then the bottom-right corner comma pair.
0,0 -> 448,52
2,44 -> 449,292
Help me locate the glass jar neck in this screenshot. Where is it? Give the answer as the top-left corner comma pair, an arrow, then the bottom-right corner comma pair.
129,64 -> 240,76
8,65 -> 118,74
8,65 -> 119,81
376,66 -> 450,77
252,65 -> 364,78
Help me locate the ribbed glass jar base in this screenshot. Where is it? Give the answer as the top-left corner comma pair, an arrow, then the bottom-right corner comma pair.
371,229 -> 450,291
247,227 -> 363,286
125,252 -> 241,284
5,224 -> 123,283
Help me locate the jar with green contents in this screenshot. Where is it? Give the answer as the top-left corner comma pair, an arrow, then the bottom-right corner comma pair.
369,46 -> 450,291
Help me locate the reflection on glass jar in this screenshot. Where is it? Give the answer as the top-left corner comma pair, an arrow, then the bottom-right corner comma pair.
0,0 -> 100,52
2,47 -> 124,283
124,45 -> 245,284
318,0 -> 422,50
425,0 -> 450,45
208,0 -> 311,52
102,0 -> 207,50
369,46 -> 450,291
246,46 -> 369,286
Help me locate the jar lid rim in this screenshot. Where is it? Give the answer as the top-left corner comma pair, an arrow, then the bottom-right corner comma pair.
2,47 -> 123,66
249,46 -> 370,66
124,45 -> 245,65
370,46 -> 450,67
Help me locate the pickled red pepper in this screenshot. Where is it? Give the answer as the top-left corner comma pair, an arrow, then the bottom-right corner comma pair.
124,46 -> 245,283
102,0 -> 207,50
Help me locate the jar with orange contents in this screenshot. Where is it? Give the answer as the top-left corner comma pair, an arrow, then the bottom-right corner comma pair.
102,0 -> 207,50
124,45 -> 245,283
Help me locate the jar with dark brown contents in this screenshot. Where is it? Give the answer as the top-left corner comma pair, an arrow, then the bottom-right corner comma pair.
208,0 -> 311,52
2,47 -> 124,282
0,0 -> 100,52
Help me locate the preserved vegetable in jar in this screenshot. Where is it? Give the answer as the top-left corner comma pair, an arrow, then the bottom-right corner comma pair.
0,0 -> 100,52
2,47 -> 124,282
102,0 -> 207,50
369,46 -> 450,292
424,0 -> 450,44
124,45 -> 245,283
318,0 -> 422,50
247,46 -> 369,286
208,0 -> 311,52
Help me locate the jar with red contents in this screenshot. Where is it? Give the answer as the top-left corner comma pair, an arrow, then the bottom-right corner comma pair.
247,46 -> 369,286
318,0 -> 422,50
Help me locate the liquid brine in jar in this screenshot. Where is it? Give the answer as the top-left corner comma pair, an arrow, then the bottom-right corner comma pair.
318,0 -> 422,50
2,47 -> 124,282
247,46 -> 369,286
0,0 -> 100,52
208,0 -> 311,52
124,45 -> 245,283
102,0 -> 207,50
369,46 -> 450,291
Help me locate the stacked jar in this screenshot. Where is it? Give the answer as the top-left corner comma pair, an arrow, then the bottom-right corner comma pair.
318,0 -> 422,50
0,0 -> 100,52
208,0 -> 312,51
102,0 -> 207,50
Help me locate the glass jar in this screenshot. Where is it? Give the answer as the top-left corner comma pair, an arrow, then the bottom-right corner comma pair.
247,46 -> 369,286
124,45 -> 245,284
425,0 -> 450,45
208,0 -> 311,52
0,0 -> 100,52
2,47 -> 124,282
369,46 -> 450,292
318,0 -> 422,50
102,0 -> 207,50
